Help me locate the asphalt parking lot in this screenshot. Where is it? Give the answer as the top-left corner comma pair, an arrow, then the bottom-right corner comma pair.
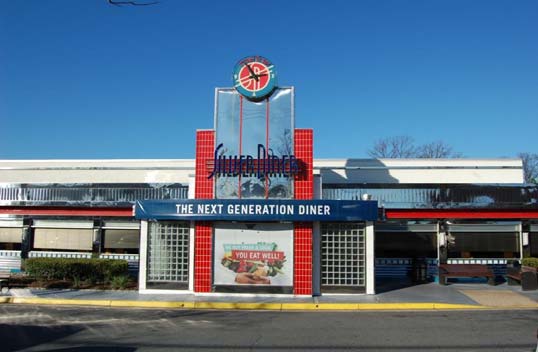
1,305 -> 537,351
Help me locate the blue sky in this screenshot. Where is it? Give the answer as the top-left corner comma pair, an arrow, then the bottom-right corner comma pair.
1,0 -> 537,159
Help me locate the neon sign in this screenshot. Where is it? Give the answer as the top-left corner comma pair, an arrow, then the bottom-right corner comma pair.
208,143 -> 300,179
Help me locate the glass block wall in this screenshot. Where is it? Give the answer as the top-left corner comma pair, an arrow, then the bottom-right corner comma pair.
147,221 -> 190,289
321,223 -> 366,291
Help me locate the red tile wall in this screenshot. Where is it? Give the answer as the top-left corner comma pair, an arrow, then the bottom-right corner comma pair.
294,222 -> 313,295
194,221 -> 213,292
195,130 -> 215,199
293,129 -> 313,295
294,129 -> 313,200
194,130 -> 215,293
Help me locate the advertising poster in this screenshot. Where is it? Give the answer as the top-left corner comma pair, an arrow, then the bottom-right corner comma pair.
213,223 -> 293,287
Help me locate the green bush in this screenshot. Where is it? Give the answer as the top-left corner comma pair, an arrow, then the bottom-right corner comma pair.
110,275 -> 130,290
522,257 -> 538,268
25,258 -> 129,283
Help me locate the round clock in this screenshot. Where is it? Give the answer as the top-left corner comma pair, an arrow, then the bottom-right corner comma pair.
233,56 -> 277,101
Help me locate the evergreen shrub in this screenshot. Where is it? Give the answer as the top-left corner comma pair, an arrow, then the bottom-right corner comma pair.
25,258 -> 128,283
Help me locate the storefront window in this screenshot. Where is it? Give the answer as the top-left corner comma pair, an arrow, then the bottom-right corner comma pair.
375,232 -> 437,258
0,227 -> 22,251
447,232 -> 520,258
103,229 -> 140,254
33,228 -> 93,252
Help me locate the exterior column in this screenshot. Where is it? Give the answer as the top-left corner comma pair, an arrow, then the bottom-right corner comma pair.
20,223 -> 31,260
138,220 -> 148,290
188,174 -> 196,292
438,222 -> 448,265
294,222 -> 313,295
293,128 -> 313,295
312,172 -> 322,296
366,221 -> 375,295
92,220 -> 102,256
194,130 -> 215,293
312,221 -> 321,296
518,222 -> 524,261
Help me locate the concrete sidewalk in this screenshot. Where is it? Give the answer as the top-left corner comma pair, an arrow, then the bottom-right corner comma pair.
1,281 -> 537,310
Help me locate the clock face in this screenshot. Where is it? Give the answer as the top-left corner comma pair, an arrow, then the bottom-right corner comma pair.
233,56 -> 276,101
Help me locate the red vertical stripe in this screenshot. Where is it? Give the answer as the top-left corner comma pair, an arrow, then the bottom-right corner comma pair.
0,206 -> 132,217
238,96 -> 243,199
294,222 -> 313,295
194,222 -> 212,293
265,97 -> 270,199
194,130 -> 215,293
294,129 -> 314,200
194,130 -> 215,199
385,209 -> 538,219
293,129 -> 314,295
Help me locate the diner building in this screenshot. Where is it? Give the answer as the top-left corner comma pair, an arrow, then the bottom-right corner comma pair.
1,58 -> 537,296
1,155 -> 537,296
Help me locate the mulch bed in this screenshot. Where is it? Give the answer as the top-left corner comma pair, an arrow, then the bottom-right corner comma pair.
7,275 -> 138,290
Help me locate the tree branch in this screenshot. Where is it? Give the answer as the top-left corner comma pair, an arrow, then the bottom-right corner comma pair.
108,0 -> 158,6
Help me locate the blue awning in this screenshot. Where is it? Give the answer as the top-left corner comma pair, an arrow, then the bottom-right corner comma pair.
135,199 -> 378,222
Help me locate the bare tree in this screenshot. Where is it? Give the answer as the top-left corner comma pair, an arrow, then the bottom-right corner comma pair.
518,152 -> 538,184
417,141 -> 462,158
368,136 -> 462,159
108,0 -> 158,6
368,136 -> 417,158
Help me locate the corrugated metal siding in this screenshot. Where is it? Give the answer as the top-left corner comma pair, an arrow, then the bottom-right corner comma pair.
323,184 -> 538,209
0,184 -> 188,206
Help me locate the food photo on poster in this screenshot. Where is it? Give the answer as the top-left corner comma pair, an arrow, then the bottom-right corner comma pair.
213,223 -> 293,288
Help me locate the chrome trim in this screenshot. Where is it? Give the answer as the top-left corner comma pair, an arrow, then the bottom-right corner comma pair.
0,183 -> 188,206
0,166 -> 194,171
316,166 -> 521,170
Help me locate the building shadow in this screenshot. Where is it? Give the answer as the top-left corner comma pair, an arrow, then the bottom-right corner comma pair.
319,158 -> 399,186
40,347 -> 136,352
0,322 -> 137,352
0,323 -> 83,352
321,159 -> 411,294
375,277 -> 417,294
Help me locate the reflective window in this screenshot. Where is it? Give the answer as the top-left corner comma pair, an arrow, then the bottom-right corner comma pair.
375,232 -> 437,258
215,88 -> 294,199
0,227 -> 22,251
447,232 -> 520,259
103,229 -> 140,254
33,228 -> 93,251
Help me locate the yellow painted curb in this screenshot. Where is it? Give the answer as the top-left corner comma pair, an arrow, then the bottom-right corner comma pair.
313,303 -> 360,310
11,297 -> 112,307
0,297 -> 13,304
280,303 -> 318,310
278,303 -> 360,310
194,302 -> 282,310
4,298 -> 534,311
110,300 -> 195,309
359,303 -> 435,310
433,303 -> 487,310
